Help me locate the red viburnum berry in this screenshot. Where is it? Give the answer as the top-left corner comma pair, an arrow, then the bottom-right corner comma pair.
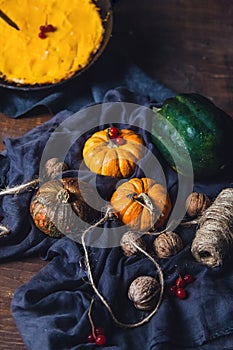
46,24 -> 56,32
38,31 -> 46,39
176,288 -> 187,299
169,285 -> 177,295
183,274 -> 194,284
87,333 -> 95,343
108,126 -> 119,139
176,276 -> 186,289
96,334 -> 107,346
115,136 -> 125,146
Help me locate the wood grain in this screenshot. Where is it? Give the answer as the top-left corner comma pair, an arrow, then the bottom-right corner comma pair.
0,258 -> 46,350
114,0 -> 233,116
0,1 -> 233,348
0,113 -> 52,152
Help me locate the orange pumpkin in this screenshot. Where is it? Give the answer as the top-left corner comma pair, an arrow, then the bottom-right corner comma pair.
82,128 -> 144,178
110,177 -> 172,231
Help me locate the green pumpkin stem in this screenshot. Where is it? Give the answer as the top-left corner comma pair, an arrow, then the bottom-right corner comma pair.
152,107 -> 162,114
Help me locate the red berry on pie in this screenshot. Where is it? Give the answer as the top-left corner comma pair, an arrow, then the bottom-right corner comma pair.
39,25 -> 47,32
46,24 -> 56,32
38,31 -> 46,39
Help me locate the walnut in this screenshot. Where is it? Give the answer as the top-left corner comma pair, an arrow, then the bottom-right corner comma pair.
43,158 -> 69,180
153,232 -> 183,258
185,192 -> 211,217
120,231 -> 146,256
128,276 -> 161,310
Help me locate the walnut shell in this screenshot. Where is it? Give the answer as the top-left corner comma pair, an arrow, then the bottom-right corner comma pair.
185,192 -> 211,217
153,232 -> 183,258
128,276 -> 161,310
43,158 -> 69,180
120,231 -> 146,256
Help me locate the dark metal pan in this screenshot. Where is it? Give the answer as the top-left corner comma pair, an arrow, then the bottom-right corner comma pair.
0,0 -> 113,91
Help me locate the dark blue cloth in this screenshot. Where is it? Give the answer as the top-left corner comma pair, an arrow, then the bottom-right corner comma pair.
0,85 -> 233,349
0,44 -> 175,118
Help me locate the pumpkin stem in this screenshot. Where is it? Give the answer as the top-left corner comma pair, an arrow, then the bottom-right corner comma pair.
107,139 -> 118,148
56,188 -> 70,203
137,193 -> 157,220
129,192 -> 162,225
106,128 -> 119,148
152,107 -> 162,114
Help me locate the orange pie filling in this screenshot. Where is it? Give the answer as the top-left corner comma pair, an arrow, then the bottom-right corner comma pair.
0,0 -> 104,85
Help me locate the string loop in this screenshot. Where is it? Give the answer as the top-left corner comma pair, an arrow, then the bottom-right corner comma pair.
81,208 -> 165,328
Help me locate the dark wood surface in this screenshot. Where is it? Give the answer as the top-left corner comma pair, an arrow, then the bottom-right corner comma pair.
0,1 -> 232,348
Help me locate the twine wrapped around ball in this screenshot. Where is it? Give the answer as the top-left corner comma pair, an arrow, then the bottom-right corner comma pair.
191,188 -> 233,268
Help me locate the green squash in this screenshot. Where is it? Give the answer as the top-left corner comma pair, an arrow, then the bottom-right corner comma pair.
151,93 -> 233,179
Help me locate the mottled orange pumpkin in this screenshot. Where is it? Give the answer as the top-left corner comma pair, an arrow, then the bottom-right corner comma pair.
110,178 -> 171,231
30,178 -> 102,238
82,128 -> 145,178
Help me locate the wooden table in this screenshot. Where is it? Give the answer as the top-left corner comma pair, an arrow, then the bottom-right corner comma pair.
0,1 -> 232,348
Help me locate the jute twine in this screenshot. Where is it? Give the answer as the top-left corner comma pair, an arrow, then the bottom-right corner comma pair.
0,179 -> 39,236
0,179 -> 166,327
0,179 -> 39,197
191,188 -> 233,268
81,208 -> 165,328
0,224 -> 10,236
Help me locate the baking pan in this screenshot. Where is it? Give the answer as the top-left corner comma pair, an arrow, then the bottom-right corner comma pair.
0,0 -> 113,91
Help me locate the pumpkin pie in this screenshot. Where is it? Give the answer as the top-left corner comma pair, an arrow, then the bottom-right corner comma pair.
0,0 -> 104,86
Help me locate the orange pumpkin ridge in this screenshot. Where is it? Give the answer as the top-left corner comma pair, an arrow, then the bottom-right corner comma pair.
110,178 -> 172,231
83,128 -> 145,178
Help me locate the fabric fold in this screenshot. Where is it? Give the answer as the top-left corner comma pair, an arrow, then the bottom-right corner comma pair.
0,45 -> 175,118
0,87 -> 232,349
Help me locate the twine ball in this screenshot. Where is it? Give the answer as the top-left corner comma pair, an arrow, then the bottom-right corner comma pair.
185,192 -> 211,217
120,231 -> 146,256
43,158 -> 69,180
128,276 -> 161,310
153,232 -> 184,258
191,188 -> 233,267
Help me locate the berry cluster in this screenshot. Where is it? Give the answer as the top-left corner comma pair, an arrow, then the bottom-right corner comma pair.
87,299 -> 107,346
107,126 -> 125,146
38,24 -> 56,39
87,327 -> 106,346
169,274 -> 194,299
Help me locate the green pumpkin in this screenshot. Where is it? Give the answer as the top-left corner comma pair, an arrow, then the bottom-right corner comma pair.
151,93 -> 233,179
